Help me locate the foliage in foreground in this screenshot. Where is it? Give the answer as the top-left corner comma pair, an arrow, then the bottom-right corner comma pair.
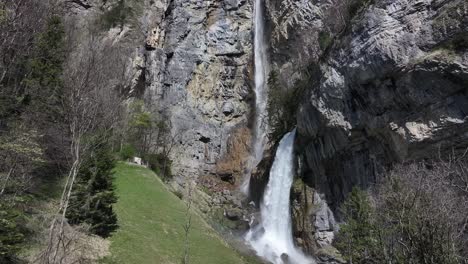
0,11 -> 66,263
335,159 -> 468,264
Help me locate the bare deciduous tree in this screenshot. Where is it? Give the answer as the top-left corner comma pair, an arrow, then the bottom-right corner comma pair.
337,156 -> 468,263
40,23 -> 127,264
182,175 -> 197,264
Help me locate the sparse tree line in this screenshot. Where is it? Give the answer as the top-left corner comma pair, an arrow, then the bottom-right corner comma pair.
334,156 -> 468,263
0,1 -> 172,263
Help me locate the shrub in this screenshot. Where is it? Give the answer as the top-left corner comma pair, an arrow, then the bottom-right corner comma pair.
100,0 -> 131,30
334,188 -> 380,263
126,99 -> 154,157
348,0 -> 373,20
119,144 -> 136,160
318,31 -> 333,51
144,153 -> 172,181
25,15 -> 65,119
266,64 -> 321,142
0,204 -> 26,263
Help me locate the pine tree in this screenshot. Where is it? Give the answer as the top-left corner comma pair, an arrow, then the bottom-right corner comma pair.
334,187 -> 379,263
0,204 -> 26,263
67,136 -> 118,237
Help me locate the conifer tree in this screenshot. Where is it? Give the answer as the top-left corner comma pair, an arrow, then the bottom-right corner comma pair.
66,136 -> 118,237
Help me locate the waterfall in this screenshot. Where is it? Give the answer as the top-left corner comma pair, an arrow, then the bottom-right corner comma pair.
242,3 -> 313,262
241,0 -> 268,194
246,130 -> 314,264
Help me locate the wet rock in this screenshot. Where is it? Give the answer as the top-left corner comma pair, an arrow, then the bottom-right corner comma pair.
280,253 -> 290,264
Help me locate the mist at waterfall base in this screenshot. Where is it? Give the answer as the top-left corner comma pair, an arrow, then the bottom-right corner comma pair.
245,130 -> 314,264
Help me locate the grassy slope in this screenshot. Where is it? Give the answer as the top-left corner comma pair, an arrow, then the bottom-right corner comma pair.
104,163 -> 252,264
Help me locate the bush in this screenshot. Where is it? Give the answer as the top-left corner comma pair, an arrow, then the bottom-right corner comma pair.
119,144 -> 136,160
100,0 -> 131,30
334,188 -> 380,263
126,100 -> 154,157
25,15 -> 65,119
0,204 -> 26,263
318,31 -> 333,51
348,0 -> 373,20
144,153 -> 172,181
266,64 -> 321,142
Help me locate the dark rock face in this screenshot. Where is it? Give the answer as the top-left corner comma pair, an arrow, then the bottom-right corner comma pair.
298,0 -> 468,209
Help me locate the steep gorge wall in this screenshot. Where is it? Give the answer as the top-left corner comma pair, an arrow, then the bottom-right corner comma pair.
297,0 -> 468,209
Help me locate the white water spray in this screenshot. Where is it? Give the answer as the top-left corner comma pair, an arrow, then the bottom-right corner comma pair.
241,0 -> 268,194
246,130 -> 314,264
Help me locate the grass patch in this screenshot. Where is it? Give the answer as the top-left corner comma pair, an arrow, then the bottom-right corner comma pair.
102,163 -> 253,264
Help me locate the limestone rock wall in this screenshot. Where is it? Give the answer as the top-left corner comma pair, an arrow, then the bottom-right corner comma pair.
142,0 -> 255,186
296,0 -> 468,209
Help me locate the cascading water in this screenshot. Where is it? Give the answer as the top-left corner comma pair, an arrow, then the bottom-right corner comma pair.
246,130 -> 314,264
241,0 -> 268,194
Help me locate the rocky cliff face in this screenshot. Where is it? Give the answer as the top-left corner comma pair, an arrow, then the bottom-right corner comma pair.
298,0 -> 468,208
263,0 -> 468,256
142,0 -> 255,187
